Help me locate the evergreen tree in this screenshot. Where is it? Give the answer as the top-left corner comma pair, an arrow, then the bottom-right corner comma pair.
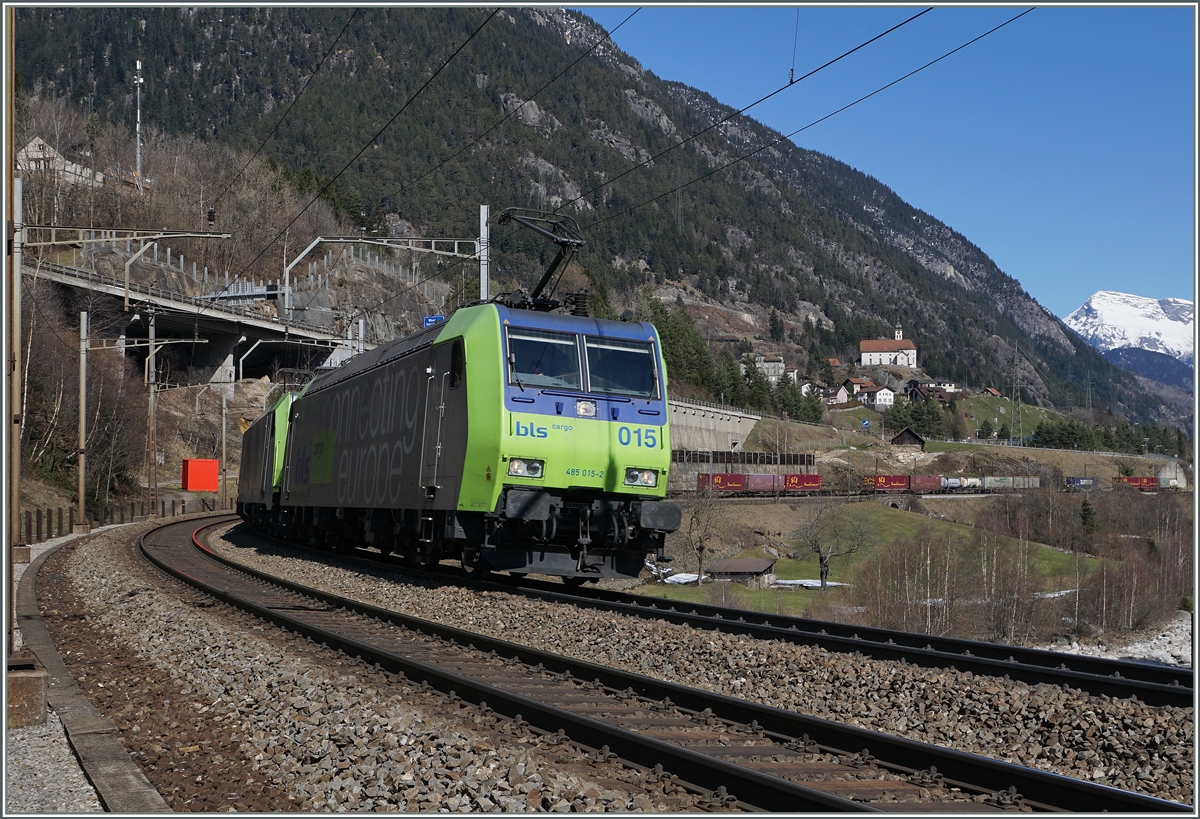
998,421 -> 1011,440
768,308 -> 785,342
1080,497 -> 1096,535
798,386 -> 825,424
744,361 -> 775,412
819,359 -> 834,387
977,418 -> 994,439
887,400 -> 913,433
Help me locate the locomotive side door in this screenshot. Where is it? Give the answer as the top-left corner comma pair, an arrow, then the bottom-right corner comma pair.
419,345 -> 450,500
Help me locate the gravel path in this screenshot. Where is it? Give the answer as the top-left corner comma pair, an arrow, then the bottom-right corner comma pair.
206,526 -> 1194,804
5,710 -> 105,814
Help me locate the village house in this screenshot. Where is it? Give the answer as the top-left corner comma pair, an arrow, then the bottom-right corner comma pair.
17,137 -> 104,187
908,382 -> 953,405
857,384 -> 895,410
843,377 -> 875,395
908,378 -> 958,393
706,558 -> 778,589
740,351 -> 787,385
891,427 -> 926,450
821,385 -> 849,405
859,326 -> 916,368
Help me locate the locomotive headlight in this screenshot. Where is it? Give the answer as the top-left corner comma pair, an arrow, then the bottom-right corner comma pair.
508,458 -> 544,478
575,399 -> 596,417
624,467 -> 658,487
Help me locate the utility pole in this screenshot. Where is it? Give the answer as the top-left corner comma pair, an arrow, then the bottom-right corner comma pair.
147,310 -> 157,513
8,164 -> 24,658
221,394 -> 227,510
135,59 -> 144,192
76,313 -> 90,532
479,204 -> 489,301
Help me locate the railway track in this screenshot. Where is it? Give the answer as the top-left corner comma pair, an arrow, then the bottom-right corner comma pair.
138,516 -> 1189,812
239,519 -> 1192,706
478,575 -> 1194,708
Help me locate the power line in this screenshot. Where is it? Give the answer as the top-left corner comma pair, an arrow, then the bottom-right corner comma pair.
209,8 -> 360,216
582,9 -> 1035,235
390,7 -> 932,311
195,8 -> 500,318
552,7 -> 933,216
341,7 -> 1031,329
379,7 -> 643,207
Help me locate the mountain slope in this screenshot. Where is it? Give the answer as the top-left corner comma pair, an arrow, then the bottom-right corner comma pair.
14,7 -> 1179,426
1103,347 -> 1193,391
1064,291 -> 1194,365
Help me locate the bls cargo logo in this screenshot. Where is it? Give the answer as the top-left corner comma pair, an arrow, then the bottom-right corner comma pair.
515,420 -> 548,438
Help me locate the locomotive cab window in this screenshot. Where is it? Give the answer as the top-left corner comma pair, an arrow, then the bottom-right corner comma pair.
585,337 -> 658,399
449,340 -> 464,389
506,328 -> 581,389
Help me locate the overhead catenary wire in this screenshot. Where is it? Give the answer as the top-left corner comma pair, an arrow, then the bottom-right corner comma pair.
195,8 -> 500,318
551,7 -> 933,216
356,6 -> 932,317
381,8 -> 641,206
581,8 -> 1037,236
208,8 -> 360,216
340,7 -> 1027,330
355,3 -> 932,319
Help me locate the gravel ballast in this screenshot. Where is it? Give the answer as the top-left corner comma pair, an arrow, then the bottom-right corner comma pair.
205,527 -> 1194,805
30,524 -> 704,812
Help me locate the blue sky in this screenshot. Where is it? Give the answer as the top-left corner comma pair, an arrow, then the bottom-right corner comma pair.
575,5 -> 1196,318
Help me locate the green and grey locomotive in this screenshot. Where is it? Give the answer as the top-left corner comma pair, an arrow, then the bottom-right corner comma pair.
237,300 -> 681,581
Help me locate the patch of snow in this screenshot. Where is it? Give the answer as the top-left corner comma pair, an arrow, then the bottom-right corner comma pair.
771,579 -> 849,589
1064,291 -> 1193,364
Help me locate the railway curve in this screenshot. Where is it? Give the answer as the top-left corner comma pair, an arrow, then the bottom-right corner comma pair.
140,516 -> 1190,813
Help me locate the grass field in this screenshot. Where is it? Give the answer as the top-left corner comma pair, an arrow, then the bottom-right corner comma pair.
645,500 -> 1094,616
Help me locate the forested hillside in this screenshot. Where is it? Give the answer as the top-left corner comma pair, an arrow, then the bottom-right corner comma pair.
14,6 -> 1181,427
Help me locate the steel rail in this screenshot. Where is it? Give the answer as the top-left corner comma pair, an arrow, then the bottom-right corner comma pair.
140,517 -> 1190,813
139,517 -> 867,812
478,574 -> 1194,707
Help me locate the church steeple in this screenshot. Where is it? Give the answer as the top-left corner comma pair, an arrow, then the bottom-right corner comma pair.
894,325 -> 903,341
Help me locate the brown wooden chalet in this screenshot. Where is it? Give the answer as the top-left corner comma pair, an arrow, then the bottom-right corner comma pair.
890,428 -> 926,449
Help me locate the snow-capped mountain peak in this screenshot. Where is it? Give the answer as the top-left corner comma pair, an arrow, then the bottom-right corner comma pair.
1064,291 -> 1193,366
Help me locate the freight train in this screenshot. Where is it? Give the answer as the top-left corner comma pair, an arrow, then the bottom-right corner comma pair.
239,209 -> 681,582
693,473 -> 1039,495
693,472 -> 1178,496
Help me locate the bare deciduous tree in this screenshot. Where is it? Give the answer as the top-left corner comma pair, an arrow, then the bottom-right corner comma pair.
681,484 -> 724,585
793,506 -> 868,591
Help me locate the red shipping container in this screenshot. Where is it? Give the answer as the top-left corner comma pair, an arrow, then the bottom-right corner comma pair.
711,473 -> 747,491
182,459 -> 220,492
1115,476 -> 1158,490
745,474 -> 778,493
784,474 -> 822,491
911,475 -> 942,493
868,475 -> 910,492
698,473 -> 748,491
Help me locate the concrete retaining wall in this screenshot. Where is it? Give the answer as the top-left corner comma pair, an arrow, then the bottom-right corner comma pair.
669,399 -> 760,451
